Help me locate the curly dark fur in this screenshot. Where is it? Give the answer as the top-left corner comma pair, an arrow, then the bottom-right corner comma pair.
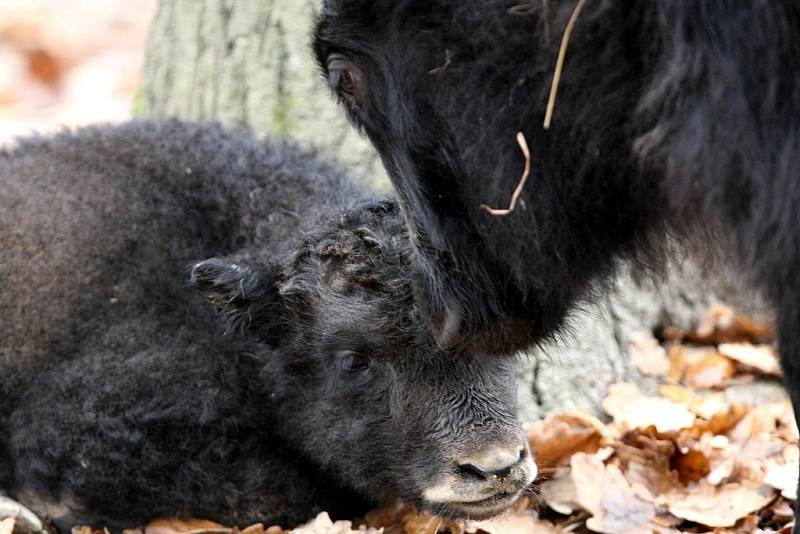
0,120 -> 529,530
313,0 -> 800,525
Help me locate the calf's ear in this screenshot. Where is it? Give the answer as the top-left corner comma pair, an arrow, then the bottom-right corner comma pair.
190,258 -> 285,345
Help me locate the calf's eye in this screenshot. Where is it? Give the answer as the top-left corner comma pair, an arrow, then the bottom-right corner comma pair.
331,350 -> 371,373
327,54 -> 364,110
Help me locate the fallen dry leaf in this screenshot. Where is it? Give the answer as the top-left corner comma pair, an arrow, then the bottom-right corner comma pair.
240,525 -> 265,534
526,410 -> 606,470
659,384 -> 730,418
692,304 -> 737,341
768,498 -> 795,521
566,451 -> 668,533
707,457 -> 736,486
539,468 -> 579,515
665,345 -> 686,383
776,404 -> 800,442
25,48 -> 62,86
627,331 -> 669,376
660,481 -> 775,527
674,449 -> 711,484
615,432 -> 680,501
679,403 -> 748,440
764,445 -> 799,500
765,460 -> 798,500
360,503 -> 408,531
718,343 -> 781,375
687,304 -> 775,345
401,509 -> 441,534
471,512 -> 561,534
603,383 -> 696,433
718,514 -> 760,534
145,518 -> 230,534
569,451 -> 608,518
729,401 -> 793,442
291,513 -> 381,534
587,466 -> 656,533
682,351 -> 736,388
666,345 -> 720,384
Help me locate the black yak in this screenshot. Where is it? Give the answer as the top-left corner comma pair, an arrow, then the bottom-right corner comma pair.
0,120 -> 535,530
313,0 -> 800,525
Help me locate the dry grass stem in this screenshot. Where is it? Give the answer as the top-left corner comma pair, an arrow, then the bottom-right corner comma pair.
480,132 -> 531,216
543,0 -> 588,129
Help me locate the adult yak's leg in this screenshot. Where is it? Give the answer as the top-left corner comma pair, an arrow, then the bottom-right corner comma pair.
776,302 -> 800,533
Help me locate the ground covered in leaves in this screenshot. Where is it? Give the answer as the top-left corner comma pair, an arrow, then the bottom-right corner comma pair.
2,305 -> 795,534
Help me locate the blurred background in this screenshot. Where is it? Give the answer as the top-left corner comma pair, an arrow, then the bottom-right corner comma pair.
0,0 -> 156,145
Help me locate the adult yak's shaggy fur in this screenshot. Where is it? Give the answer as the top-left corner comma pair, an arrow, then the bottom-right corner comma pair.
313,0 -> 800,524
0,121 -> 534,530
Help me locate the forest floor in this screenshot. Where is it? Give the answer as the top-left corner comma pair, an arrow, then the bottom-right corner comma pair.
2,305 -> 787,534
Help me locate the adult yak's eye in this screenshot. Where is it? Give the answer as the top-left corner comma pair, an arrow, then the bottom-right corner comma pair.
331,350 -> 371,373
327,54 -> 364,109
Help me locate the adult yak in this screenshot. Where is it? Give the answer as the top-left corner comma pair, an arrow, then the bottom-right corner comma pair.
313,0 -> 800,526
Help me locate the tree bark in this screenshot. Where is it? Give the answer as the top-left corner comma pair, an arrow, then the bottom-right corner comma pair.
137,0 -> 385,186
138,1 -> 775,422
515,261 -> 774,421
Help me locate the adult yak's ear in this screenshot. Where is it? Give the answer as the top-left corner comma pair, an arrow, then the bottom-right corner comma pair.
190,258 -> 285,345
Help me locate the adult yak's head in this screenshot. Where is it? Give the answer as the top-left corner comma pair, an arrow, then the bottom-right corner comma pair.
313,1 -> 661,353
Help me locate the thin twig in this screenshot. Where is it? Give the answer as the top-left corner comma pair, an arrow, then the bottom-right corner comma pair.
543,0 -> 588,129
480,132 -> 531,216
428,49 -> 452,74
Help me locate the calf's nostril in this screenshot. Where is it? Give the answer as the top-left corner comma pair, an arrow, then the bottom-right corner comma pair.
456,444 -> 526,480
458,462 -> 490,480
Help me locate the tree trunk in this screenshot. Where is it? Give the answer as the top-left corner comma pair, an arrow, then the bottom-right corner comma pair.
138,1 -> 774,422
136,0 -> 385,187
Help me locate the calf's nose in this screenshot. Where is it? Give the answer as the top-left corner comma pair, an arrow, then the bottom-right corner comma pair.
456,439 -> 529,480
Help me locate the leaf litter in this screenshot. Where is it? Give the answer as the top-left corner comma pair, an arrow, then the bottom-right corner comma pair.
10,305 -> 793,534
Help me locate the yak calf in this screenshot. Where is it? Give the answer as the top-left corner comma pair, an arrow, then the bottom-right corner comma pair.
0,121 -> 535,530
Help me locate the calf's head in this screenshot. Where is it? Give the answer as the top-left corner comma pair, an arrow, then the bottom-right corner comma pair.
191,200 -> 536,519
